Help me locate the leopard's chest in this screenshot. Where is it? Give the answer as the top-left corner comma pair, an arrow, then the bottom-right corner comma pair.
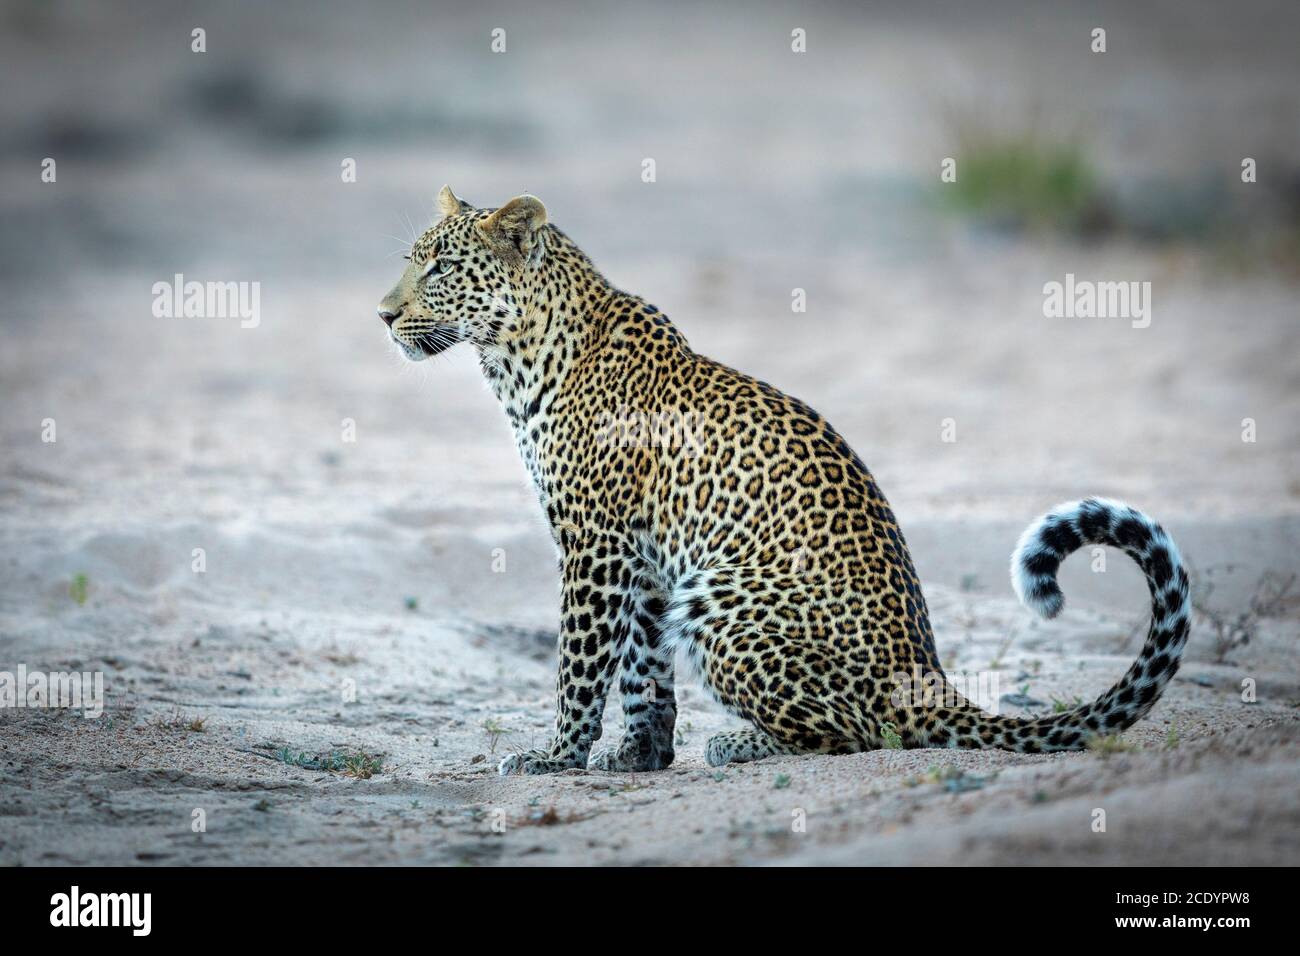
507,398 -> 606,537
505,402 -> 574,533
513,427 -> 547,507
496,350 -> 638,536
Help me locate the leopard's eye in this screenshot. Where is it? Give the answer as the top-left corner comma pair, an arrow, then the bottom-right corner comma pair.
422,259 -> 456,279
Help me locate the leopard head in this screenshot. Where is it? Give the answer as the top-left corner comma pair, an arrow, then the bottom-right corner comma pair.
377,186 -> 549,362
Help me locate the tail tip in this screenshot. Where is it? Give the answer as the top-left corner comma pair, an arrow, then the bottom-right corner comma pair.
1013,554 -> 1066,618
1012,524 -> 1072,619
1025,584 -> 1065,619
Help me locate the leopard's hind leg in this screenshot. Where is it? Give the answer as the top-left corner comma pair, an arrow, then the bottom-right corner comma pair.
665,567 -> 897,763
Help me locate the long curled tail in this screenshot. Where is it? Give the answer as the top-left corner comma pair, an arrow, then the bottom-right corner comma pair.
944,498 -> 1191,753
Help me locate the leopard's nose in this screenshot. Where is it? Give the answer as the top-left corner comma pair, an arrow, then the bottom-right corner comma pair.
378,306 -> 403,328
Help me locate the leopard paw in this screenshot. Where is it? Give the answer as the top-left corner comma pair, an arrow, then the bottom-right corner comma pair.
497,749 -> 583,776
589,729 -> 674,772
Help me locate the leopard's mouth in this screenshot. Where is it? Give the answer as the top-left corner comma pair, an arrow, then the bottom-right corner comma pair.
391,326 -> 462,360
416,331 -> 461,357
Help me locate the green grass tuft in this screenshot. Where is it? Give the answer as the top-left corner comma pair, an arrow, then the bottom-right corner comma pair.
1050,693 -> 1084,714
1087,734 -> 1136,758
69,573 -> 89,606
940,133 -> 1100,234
879,722 -> 904,750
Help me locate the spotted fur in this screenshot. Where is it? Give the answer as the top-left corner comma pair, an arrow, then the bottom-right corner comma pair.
377,187 -> 1192,773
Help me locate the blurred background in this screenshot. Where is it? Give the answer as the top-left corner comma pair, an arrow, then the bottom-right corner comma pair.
1,0 -> 1298,867
2,0 -> 1296,613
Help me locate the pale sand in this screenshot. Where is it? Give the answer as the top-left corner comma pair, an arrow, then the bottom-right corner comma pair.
2,302 -> 1296,864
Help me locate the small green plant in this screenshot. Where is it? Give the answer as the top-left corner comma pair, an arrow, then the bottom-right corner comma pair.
276,747 -> 310,766
773,773 -> 791,790
339,753 -> 384,779
481,717 -> 511,753
879,722 -> 904,750
1050,694 -> 1084,714
1165,723 -> 1180,750
69,573 -> 89,606
404,596 -> 419,611
1087,734 -> 1135,758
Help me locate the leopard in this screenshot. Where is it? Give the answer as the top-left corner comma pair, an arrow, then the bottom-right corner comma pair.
376,185 -> 1191,774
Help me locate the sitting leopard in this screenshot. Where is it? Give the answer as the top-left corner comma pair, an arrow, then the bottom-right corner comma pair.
376,186 -> 1191,774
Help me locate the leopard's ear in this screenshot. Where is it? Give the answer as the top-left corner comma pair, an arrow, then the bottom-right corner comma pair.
437,184 -> 474,218
479,194 -> 548,267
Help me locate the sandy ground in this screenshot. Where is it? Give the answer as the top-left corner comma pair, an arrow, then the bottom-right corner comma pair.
1,0 -> 1298,865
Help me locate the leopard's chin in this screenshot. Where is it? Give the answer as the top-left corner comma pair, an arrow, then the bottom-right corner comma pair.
391,334 -> 429,362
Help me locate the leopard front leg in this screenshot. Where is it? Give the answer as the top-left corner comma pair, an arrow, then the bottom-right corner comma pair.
590,583 -> 678,771
499,532 -> 625,775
